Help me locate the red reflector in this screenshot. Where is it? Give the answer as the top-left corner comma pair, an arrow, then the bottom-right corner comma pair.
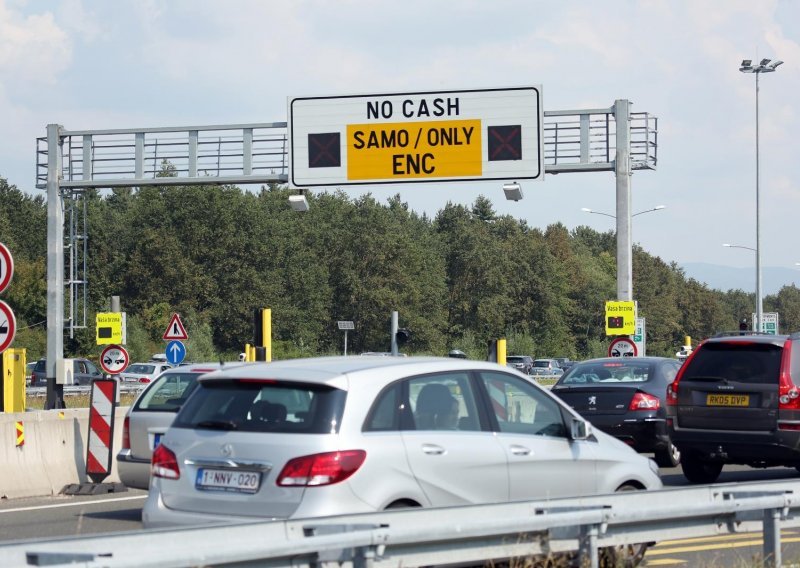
778,422 -> 800,431
122,416 -> 130,450
277,450 -> 366,487
138,377 -> 151,383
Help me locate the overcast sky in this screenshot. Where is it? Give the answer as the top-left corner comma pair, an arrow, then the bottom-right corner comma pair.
2,0 -> 799,284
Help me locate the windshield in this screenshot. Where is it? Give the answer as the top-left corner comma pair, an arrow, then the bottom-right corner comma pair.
533,361 -> 551,368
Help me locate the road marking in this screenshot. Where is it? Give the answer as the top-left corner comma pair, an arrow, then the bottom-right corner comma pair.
645,560 -> 687,566
0,495 -> 146,514
649,536 -> 800,555
652,529 -> 797,547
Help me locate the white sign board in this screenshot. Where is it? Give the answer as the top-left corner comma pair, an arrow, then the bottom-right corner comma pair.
753,312 -> 779,335
289,86 -> 544,187
632,317 -> 646,356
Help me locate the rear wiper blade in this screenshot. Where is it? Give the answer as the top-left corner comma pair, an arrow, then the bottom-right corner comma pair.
195,419 -> 239,430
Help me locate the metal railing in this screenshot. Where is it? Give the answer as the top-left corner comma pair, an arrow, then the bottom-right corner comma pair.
0,479 -> 796,568
35,108 -> 657,190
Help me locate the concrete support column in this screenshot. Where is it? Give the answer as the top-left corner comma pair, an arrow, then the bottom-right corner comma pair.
45,124 -> 65,410
614,100 -> 633,302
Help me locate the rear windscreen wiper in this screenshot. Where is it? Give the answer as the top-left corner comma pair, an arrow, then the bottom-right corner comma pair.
195,419 -> 239,430
685,376 -> 727,382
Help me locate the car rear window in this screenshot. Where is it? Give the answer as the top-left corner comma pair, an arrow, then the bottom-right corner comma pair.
560,361 -> 655,384
127,364 -> 156,374
682,342 -> 783,384
134,372 -> 203,412
171,380 -> 346,434
34,360 -> 46,372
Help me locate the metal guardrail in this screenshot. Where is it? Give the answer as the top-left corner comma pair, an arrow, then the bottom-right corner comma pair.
25,384 -> 145,398
1,479 -> 798,567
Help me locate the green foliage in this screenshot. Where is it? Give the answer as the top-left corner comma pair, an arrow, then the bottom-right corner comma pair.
4,173 -> 800,365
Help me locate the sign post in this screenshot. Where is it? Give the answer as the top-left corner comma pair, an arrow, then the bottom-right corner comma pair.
753,312 -> 779,335
165,340 -> 186,365
0,243 -> 13,294
289,87 -> 544,187
96,312 -> 126,345
608,337 -> 638,357
0,300 -> 16,354
99,344 -> 130,375
605,301 -> 637,336
337,321 -> 354,356
162,313 -> 188,341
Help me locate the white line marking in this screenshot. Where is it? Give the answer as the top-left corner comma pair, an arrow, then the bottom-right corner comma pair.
0,494 -> 147,514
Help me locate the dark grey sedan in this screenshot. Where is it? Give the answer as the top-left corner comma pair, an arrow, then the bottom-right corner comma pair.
550,356 -> 683,467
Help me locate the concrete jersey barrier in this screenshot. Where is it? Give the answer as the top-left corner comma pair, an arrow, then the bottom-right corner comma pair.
0,407 -> 127,499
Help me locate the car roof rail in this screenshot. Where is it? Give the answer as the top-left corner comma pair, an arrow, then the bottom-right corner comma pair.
711,330 -> 777,338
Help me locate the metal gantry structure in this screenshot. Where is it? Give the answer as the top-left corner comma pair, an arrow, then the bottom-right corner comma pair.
36,100 -> 657,408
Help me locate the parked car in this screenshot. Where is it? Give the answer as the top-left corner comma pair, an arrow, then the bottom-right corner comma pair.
667,331 -> 800,483
143,356 -> 661,539
554,357 -> 575,372
551,357 -> 683,467
26,362 -> 36,386
117,362 -> 247,490
118,362 -> 173,385
30,358 -> 103,386
529,358 -> 563,377
505,355 -> 534,374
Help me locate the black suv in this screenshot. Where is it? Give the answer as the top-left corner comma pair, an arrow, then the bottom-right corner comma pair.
666,332 -> 800,483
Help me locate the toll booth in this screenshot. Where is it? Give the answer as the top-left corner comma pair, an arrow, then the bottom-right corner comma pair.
0,348 -> 26,412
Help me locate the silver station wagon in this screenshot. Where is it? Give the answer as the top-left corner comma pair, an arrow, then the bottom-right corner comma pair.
143,356 -> 661,527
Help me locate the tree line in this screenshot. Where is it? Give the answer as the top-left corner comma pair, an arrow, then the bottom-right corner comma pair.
2,174 -> 799,365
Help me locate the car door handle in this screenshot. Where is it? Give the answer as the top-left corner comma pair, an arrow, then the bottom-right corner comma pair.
509,445 -> 532,456
421,444 -> 446,455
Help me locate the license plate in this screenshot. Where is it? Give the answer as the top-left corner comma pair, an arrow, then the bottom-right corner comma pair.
706,394 -> 750,407
196,469 -> 262,493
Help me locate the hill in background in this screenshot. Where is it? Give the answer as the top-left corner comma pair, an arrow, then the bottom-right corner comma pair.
681,263 -> 800,296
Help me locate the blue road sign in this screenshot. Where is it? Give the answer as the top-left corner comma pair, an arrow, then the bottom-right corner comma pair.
166,340 -> 186,365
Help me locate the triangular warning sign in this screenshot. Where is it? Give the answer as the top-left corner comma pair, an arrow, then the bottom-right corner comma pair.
162,313 -> 188,340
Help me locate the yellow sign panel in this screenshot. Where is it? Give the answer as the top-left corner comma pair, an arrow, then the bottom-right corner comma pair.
96,312 -> 124,345
605,301 -> 636,336
347,119 -> 482,180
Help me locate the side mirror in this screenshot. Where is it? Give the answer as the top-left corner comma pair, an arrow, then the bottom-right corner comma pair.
570,418 -> 592,440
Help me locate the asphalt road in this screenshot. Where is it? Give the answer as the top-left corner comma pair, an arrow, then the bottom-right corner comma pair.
2,464 -> 800,566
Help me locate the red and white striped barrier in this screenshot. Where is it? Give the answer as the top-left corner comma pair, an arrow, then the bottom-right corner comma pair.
86,379 -> 117,483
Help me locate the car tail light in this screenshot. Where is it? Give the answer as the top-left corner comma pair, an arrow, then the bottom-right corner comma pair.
628,392 -> 660,411
276,450 -> 366,487
138,377 -> 151,383
666,342 -> 704,406
778,339 -> 799,410
151,444 -> 180,480
122,416 -> 130,450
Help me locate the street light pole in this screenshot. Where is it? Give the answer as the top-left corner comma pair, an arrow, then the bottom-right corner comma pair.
580,205 -> 666,297
740,57 -> 782,333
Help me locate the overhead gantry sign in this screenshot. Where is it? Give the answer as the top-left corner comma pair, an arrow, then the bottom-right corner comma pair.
288,87 -> 544,187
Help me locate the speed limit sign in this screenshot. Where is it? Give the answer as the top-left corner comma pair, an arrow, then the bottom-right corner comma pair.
608,337 -> 638,357
100,344 -> 130,374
